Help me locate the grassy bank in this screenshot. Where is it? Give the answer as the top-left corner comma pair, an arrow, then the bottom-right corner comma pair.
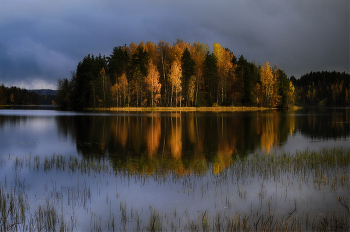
87,106 -> 277,112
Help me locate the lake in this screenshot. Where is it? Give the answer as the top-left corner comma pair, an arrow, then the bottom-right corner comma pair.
0,107 -> 349,231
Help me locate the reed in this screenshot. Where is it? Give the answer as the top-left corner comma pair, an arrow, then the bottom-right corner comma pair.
1,147 -> 349,231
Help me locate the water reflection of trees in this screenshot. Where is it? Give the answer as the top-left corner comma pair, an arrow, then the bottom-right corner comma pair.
55,112 -> 300,174
53,109 -> 350,174
296,108 -> 350,140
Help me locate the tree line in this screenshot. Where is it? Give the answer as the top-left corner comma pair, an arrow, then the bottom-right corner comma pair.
0,85 -> 41,105
291,71 -> 350,106
55,40 -> 350,109
55,40 -> 297,109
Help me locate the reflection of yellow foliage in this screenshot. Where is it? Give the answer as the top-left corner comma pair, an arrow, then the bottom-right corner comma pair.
214,142 -> 234,174
289,114 -> 295,135
172,161 -> 189,176
256,115 -> 261,135
212,116 -> 236,174
169,117 -> 182,159
100,142 -> 105,151
111,117 -> 128,148
187,115 -> 196,143
260,114 -> 276,153
145,116 -> 161,157
259,113 -> 296,152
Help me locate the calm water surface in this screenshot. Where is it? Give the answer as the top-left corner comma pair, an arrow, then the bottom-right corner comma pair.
1,107 -> 349,158
0,107 -> 349,231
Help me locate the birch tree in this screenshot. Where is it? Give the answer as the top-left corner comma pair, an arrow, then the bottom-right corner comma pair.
145,60 -> 161,107
213,43 -> 233,105
260,62 -> 275,107
169,60 -> 182,107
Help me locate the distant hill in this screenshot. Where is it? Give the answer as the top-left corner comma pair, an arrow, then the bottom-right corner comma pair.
31,89 -> 57,96
30,89 -> 57,105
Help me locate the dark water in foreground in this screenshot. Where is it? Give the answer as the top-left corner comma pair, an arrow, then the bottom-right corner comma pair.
0,107 -> 349,231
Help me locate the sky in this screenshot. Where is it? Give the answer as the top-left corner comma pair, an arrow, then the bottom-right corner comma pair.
0,0 -> 349,90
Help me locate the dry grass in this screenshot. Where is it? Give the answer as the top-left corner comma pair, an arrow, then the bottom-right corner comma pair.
88,106 -> 278,112
291,106 -> 303,110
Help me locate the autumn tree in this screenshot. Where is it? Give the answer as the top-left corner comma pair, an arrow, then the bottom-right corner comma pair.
169,60 -> 182,107
213,43 -> 233,105
286,81 -> 295,108
166,40 -> 190,106
181,48 -> 195,106
119,73 -> 129,106
10,93 -> 15,104
270,65 -> 281,107
145,41 -> 158,66
145,60 -> 161,106
170,39 -> 190,63
190,42 -> 208,106
260,62 -> 275,107
187,75 -> 196,105
111,83 -> 118,106
111,73 -> 129,107
127,42 -> 138,60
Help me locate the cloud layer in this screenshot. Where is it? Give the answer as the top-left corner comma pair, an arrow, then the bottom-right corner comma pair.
1,0 -> 348,89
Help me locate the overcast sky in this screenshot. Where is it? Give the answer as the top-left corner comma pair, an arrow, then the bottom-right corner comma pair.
0,0 -> 349,89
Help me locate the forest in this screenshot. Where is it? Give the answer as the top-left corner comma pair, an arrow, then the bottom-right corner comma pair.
291,71 -> 350,106
0,85 -> 41,105
55,40 -> 297,109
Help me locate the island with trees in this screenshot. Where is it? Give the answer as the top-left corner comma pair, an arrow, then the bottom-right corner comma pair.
2,40 -> 348,109
55,40 -> 298,110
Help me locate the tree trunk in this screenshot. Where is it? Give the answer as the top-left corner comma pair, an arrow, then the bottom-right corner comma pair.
180,92 -> 181,107
171,84 -> 173,107
103,76 -> 105,106
175,89 -> 177,107
151,80 -> 154,107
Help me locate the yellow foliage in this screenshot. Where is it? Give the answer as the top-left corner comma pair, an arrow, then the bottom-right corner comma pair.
213,43 -> 223,63
188,75 -> 196,105
260,62 -> 275,107
145,60 -> 161,106
170,60 -> 182,92
10,93 -> 14,103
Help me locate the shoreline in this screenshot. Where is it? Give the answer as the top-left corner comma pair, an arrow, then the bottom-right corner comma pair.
86,106 -> 280,112
0,105 -> 303,112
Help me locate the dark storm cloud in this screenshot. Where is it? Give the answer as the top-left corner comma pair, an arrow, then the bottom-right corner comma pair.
0,0 -> 348,89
